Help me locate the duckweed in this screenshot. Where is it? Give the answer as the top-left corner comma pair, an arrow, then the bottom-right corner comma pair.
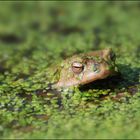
0,1 -> 140,139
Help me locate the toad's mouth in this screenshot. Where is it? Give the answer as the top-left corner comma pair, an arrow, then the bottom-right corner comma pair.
79,69 -> 113,86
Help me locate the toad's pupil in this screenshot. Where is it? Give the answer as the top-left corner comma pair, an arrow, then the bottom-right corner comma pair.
72,66 -> 83,74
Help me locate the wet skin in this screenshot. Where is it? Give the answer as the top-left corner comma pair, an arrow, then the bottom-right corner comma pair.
53,48 -> 118,89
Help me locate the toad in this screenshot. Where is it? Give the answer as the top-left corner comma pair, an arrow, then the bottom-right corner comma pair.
52,48 -> 118,89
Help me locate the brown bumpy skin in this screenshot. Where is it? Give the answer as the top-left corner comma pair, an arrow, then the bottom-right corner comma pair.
54,48 -> 118,88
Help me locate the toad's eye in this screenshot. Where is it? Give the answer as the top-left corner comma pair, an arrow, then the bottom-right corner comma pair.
72,61 -> 84,74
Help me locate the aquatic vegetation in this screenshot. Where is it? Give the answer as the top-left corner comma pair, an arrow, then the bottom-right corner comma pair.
0,1 -> 139,139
